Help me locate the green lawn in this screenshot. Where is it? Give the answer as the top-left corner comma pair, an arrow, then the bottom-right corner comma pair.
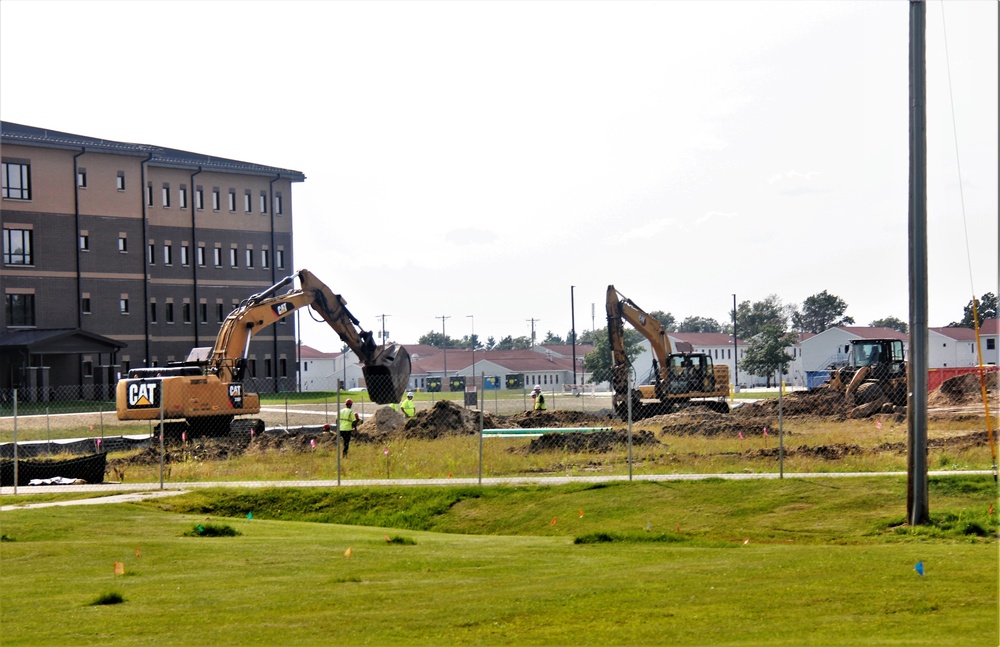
1,476 -> 997,646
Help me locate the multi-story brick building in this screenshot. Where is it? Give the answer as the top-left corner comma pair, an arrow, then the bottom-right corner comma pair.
1,122 -> 305,400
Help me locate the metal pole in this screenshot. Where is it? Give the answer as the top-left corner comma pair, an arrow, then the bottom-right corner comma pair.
732,294 -> 738,391
571,286 -> 577,388
907,0 -> 930,525
437,315 -> 450,392
627,371 -> 633,481
468,315 -> 476,393
12,390 -> 18,495
478,372 -> 484,485
778,374 -> 784,479
159,397 -> 165,490
336,390 -> 342,486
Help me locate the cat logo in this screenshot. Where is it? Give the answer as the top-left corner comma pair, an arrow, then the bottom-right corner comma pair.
272,301 -> 293,318
126,380 -> 160,409
228,383 -> 244,408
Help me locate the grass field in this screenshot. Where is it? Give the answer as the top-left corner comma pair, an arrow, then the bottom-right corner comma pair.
1,476 -> 997,646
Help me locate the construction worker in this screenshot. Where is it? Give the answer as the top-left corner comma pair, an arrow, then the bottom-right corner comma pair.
532,385 -> 547,411
401,391 -> 416,418
338,398 -> 359,457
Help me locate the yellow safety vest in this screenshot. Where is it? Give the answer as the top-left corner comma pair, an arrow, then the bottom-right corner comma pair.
339,407 -> 356,431
401,398 -> 415,417
534,393 -> 547,410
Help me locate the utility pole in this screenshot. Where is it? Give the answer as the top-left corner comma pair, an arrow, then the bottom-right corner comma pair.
437,315 -> 450,391
376,314 -> 390,346
467,314 -> 476,391
527,318 -> 540,349
732,294 -> 738,391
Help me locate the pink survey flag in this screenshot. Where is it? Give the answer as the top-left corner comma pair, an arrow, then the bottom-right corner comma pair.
310,438 -> 316,448
876,420 -> 883,430
763,427 -> 769,437
738,431 -> 744,440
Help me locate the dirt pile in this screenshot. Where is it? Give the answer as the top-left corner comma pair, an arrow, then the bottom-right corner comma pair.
504,409 -> 611,429
525,429 -> 659,453
642,408 -> 777,438
359,406 -> 406,433
732,388 -> 853,418
928,372 -> 998,407
394,400 -> 506,439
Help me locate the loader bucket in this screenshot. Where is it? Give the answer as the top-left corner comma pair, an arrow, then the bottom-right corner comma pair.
362,343 -> 412,404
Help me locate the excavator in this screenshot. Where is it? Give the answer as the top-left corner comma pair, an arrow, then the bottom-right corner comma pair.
116,269 -> 411,436
825,338 -> 907,407
607,285 -> 730,419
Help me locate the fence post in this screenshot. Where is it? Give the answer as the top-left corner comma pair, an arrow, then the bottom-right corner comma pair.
478,372 -> 484,485
159,398 -> 165,490
779,378 -> 785,479
12,389 -> 18,495
46,405 -> 51,456
627,372 -> 633,481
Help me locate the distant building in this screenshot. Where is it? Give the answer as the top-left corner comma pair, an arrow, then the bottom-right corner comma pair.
1,122 -> 305,398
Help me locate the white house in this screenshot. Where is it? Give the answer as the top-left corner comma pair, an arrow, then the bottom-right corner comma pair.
979,318 -> 999,365
928,327 -> 979,368
299,345 -> 363,392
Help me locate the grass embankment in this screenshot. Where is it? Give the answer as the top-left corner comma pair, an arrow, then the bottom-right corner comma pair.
1,476 -> 997,646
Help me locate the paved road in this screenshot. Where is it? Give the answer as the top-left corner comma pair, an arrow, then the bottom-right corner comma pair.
2,470 -> 994,511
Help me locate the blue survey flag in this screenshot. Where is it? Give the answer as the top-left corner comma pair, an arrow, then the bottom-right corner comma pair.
915,561 -> 924,576
246,512 -> 253,520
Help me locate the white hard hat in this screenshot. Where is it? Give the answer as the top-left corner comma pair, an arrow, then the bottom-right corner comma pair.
532,385 -> 541,392
407,391 -> 413,397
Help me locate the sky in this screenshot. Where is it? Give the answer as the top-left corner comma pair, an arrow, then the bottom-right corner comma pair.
2,1 -> 997,352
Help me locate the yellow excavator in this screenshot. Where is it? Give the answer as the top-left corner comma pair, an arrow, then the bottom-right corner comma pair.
607,285 -> 730,419
116,269 -> 411,436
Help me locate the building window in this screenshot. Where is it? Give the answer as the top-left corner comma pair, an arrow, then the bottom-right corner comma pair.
260,193 -> 268,214
276,249 -> 285,269
181,244 -> 190,266
163,244 -> 172,265
179,186 -> 188,209
244,192 -> 252,213
5,293 -> 35,326
77,168 -> 87,188
81,296 -> 91,314
275,193 -> 283,215
120,297 -> 130,315
116,172 -> 126,191
149,301 -> 157,324
165,302 -> 174,324
245,248 -> 254,268
3,229 -> 33,265
197,245 -> 206,266
118,234 -> 128,253
213,247 -> 222,267
83,360 -> 93,378
183,303 -> 192,324
199,303 -> 208,324
279,358 -> 288,378
196,187 -> 204,210
162,184 -> 171,207
80,234 -> 89,251
265,358 -> 273,378
148,243 -> 155,265
988,339 -> 996,351
228,190 -> 236,212
212,189 -> 220,211
146,183 -> 154,207
2,161 -> 31,200
229,248 -> 238,268
261,249 -> 269,269
216,303 -> 225,323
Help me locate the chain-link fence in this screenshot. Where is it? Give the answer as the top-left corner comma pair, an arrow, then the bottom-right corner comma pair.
1,365 -> 997,490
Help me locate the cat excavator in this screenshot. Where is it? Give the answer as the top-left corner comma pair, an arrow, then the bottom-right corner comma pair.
116,269 -> 411,436
607,285 -> 730,420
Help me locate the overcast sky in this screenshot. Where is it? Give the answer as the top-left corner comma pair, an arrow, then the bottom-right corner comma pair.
2,1 -> 997,352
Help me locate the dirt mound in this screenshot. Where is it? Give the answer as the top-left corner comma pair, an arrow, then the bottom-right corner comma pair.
359,406 -> 406,433
525,429 -> 660,453
505,409 -> 610,429
732,388 -> 852,418
395,400 -> 505,439
928,372 -> 998,407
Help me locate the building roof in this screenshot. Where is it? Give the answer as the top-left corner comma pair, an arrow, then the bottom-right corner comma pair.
930,327 -> 978,341
299,344 -> 340,359
407,349 -> 580,375
670,332 -> 738,346
0,121 -> 305,181
978,318 -> 999,335
834,326 -> 909,341
0,329 -> 125,354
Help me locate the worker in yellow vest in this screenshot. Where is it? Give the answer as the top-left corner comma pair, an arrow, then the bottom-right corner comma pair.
532,385 -> 547,410
338,399 -> 359,456
401,391 -> 416,418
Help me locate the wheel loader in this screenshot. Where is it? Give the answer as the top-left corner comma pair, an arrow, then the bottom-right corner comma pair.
825,338 -> 907,406
115,270 -> 411,436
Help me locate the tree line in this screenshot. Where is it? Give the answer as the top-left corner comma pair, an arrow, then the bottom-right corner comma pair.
415,292 -> 997,385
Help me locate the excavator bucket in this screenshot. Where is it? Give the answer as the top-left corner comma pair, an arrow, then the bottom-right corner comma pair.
362,343 -> 412,404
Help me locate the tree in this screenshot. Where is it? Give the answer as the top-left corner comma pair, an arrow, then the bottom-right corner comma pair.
583,327 -> 644,385
948,292 -> 998,328
578,329 -> 602,345
791,290 -> 854,333
458,334 -> 482,350
485,336 -> 497,350
418,331 -> 457,348
649,310 -> 677,331
732,295 -> 792,340
678,316 -> 722,333
493,335 -> 532,350
869,316 -> 908,334
543,330 -> 565,345
739,325 -> 797,388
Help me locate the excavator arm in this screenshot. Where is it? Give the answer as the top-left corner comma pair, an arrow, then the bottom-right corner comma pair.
210,269 -> 410,404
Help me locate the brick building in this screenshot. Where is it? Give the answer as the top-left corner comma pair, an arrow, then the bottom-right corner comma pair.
1,122 -> 304,399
